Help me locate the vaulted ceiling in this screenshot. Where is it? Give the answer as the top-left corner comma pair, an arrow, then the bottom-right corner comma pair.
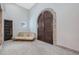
16,3 -> 36,10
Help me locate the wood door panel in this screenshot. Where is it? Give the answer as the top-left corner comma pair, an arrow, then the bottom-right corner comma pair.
38,10 -> 53,44
44,11 -> 53,44
38,13 -> 45,41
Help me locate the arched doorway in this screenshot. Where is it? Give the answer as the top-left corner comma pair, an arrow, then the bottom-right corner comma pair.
37,10 -> 54,44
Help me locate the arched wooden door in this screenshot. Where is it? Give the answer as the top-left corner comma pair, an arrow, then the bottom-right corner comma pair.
38,10 -> 53,44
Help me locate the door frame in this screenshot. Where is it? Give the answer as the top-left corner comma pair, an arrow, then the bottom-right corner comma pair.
37,8 -> 56,45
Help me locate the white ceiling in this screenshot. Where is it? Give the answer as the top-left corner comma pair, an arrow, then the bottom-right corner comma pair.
16,3 -> 36,9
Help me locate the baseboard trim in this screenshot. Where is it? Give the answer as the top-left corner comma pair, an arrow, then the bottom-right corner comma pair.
55,44 -> 79,54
